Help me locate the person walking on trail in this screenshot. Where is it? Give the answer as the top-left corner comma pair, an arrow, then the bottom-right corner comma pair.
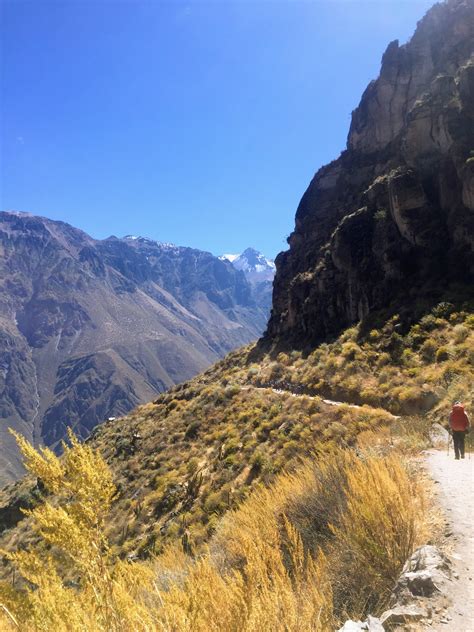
449,401 -> 470,460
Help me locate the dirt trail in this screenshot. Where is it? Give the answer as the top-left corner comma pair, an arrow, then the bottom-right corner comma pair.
247,385 -> 400,416
426,450 -> 474,630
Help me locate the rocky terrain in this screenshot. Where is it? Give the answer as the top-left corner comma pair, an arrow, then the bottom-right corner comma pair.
0,212 -> 270,485
1,2 -> 474,628
266,0 -> 474,347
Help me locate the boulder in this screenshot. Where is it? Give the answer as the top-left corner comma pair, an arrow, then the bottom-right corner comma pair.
366,616 -> 385,632
393,545 -> 451,600
338,616 -> 384,632
338,622 -> 366,632
380,604 -> 428,626
429,423 -> 449,447
400,570 -> 441,597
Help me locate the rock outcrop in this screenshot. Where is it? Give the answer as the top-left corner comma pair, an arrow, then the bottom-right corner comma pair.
393,544 -> 451,601
0,212 -> 270,486
338,545 -> 452,631
266,0 -> 474,347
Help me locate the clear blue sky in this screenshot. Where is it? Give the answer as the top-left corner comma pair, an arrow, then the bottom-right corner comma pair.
1,0 -> 435,259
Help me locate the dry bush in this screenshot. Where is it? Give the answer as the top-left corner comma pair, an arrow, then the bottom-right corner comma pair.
156,525 -> 332,632
328,454 -> 422,617
0,431 -> 162,632
1,433 -> 426,631
210,447 -> 425,625
0,432 -> 334,632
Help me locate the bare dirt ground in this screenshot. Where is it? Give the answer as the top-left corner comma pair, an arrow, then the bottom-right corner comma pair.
426,449 -> 474,631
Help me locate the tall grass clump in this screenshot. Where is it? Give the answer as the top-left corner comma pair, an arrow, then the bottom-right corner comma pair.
0,430 -> 161,632
211,447 -> 425,624
328,454 -> 421,617
155,527 -> 333,631
0,433 -> 425,631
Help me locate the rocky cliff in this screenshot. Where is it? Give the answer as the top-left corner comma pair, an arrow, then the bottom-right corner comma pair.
0,212 -> 269,485
266,0 -> 474,347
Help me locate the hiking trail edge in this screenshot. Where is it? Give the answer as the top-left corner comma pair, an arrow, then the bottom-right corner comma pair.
426,450 -> 474,630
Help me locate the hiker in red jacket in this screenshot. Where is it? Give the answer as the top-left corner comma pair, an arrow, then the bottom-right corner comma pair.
449,401 -> 470,460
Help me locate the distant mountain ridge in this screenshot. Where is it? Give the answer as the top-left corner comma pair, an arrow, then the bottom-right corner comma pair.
0,211 -> 270,486
222,248 -> 275,284
221,248 -> 275,317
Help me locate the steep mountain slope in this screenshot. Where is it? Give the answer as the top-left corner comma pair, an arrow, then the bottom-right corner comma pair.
1,0 -> 472,529
2,304 -> 471,570
266,0 -> 474,347
0,4 -> 474,626
0,212 -> 269,485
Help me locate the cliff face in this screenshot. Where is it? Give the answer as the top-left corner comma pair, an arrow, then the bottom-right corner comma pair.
266,0 -> 474,347
0,212 -> 269,485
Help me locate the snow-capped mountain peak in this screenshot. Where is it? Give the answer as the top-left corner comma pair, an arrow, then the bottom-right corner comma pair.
123,235 -> 178,249
221,253 -> 239,263
221,248 -> 275,284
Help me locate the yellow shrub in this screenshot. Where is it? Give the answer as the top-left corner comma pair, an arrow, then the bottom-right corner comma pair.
157,525 -> 333,632
1,422 -> 427,630
0,431 -> 162,632
329,454 -> 421,615
453,324 -> 469,342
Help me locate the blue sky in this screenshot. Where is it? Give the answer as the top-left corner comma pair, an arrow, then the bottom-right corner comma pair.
1,0 -> 434,259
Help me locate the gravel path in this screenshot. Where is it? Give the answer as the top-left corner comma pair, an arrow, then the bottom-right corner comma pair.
249,385 -> 400,416
426,449 -> 474,630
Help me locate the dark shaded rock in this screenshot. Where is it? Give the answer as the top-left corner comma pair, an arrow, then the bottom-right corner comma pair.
0,479 -> 43,534
265,0 -> 474,348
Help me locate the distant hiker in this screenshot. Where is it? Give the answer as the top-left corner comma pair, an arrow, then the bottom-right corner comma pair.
449,401 -> 470,460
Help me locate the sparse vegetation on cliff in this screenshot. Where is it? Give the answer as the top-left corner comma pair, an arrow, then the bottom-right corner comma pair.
252,304 -> 474,417
0,303 -> 468,571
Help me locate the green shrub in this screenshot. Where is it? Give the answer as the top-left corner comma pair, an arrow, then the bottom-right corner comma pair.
420,338 -> 437,361
224,385 -> 241,398
401,348 -> 416,366
376,352 -> 391,368
436,347 -> 450,362
453,324 -> 469,343
374,208 -> 388,221
184,421 -> 201,439
397,386 -> 423,407
341,342 -> 361,360
250,450 -> 266,472
419,314 -> 439,331
432,302 -> 454,318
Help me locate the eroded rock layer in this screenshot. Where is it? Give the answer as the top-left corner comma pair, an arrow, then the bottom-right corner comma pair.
266,0 -> 474,347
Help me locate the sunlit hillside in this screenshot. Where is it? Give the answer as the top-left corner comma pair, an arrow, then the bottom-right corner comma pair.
2,301 -> 470,558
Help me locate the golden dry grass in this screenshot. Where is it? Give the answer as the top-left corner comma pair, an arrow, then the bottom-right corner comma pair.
2,305 -> 468,566
2,304 -> 468,629
1,434 -> 427,631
